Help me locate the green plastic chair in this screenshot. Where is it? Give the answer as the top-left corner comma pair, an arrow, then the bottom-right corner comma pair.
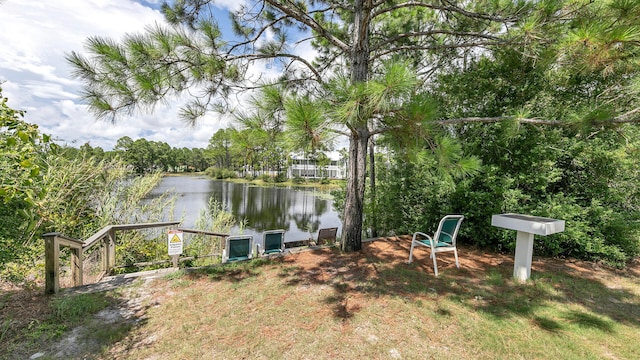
408,215 -> 464,276
260,229 -> 285,255
222,235 -> 254,263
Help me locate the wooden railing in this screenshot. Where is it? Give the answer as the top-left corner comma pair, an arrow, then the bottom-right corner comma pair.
42,233 -> 84,294
42,222 -> 228,294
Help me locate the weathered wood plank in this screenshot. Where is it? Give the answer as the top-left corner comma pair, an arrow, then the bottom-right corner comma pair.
43,234 -> 60,294
43,221 -> 247,294
84,226 -> 113,251
107,228 -> 116,270
42,232 -> 84,248
71,247 -> 83,287
110,221 -> 182,231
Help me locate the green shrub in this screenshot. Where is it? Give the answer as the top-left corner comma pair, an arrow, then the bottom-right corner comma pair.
204,167 -> 236,179
373,155 -> 453,237
375,124 -> 640,266
260,174 -> 274,183
274,172 -> 287,183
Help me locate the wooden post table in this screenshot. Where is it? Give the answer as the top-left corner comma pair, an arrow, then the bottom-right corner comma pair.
491,213 -> 565,282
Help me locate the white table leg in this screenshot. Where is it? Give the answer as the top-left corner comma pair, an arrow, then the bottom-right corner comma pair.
513,231 -> 534,282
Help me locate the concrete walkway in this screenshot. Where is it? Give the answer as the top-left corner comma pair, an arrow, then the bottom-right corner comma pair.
60,267 -> 180,295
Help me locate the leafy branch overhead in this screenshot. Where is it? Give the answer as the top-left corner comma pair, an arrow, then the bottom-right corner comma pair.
61,3 -> 494,118
0,87 -> 54,209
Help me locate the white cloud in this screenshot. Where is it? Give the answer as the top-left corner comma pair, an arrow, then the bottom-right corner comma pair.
0,0 -> 319,151
0,0 -> 178,150
214,0 -> 248,13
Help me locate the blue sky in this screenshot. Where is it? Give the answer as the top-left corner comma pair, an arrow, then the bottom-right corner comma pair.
0,0 -> 316,150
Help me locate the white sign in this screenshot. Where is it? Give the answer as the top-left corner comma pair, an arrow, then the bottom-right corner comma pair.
168,230 -> 184,256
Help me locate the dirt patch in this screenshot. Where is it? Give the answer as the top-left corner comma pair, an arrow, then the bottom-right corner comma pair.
290,235 -> 634,279
0,283 -> 52,357
48,282 -> 155,359
0,277 -> 158,359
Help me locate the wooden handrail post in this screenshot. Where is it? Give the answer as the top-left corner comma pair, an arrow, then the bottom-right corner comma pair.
71,246 -> 83,287
43,233 -> 60,294
108,228 -> 116,270
43,232 -> 84,294
101,236 -> 108,273
100,228 -> 116,275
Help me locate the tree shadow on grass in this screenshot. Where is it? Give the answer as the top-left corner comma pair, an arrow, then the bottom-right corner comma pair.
171,236 -> 639,333
185,257 -> 275,283
271,236 -> 640,332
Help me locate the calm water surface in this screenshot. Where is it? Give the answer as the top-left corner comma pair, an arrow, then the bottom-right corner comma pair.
147,176 -> 342,244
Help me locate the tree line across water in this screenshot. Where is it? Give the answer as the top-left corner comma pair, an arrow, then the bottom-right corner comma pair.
61,130 -> 345,182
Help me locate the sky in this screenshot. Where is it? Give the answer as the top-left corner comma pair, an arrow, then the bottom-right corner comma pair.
0,0 -> 315,150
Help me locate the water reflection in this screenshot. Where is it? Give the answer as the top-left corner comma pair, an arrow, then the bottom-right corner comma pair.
147,176 -> 342,243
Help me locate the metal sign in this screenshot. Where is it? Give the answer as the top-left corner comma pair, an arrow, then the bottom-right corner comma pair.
167,230 -> 184,256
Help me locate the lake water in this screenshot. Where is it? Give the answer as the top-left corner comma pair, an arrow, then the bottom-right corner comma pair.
147,176 -> 342,245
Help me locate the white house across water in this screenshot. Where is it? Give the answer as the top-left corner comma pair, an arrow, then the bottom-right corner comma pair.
287,151 -> 347,179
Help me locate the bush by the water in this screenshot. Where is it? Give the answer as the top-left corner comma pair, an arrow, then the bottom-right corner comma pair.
204,167 -> 237,179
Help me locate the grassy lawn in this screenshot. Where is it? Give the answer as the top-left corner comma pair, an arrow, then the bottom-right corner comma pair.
2,237 -> 639,359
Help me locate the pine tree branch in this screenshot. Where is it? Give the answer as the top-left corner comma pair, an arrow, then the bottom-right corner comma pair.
371,41 -> 507,61
226,14 -> 291,55
372,0 -> 520,23
371,30 -> 505,52
435,117 -> 559,125
231,52 -> 323,83
434,116 -> 640,126
370,115 -> 640,136
264,0 -> 351,52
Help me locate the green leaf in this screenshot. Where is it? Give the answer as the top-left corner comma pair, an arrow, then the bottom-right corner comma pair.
24,219 -> 37,234
17,131 -> 30,142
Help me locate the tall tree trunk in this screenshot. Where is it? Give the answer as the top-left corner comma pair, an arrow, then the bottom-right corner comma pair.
351,0 -> 370,84
369,137 -> 378,238
342,129 -> 369,251
340,0 -> 372,252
